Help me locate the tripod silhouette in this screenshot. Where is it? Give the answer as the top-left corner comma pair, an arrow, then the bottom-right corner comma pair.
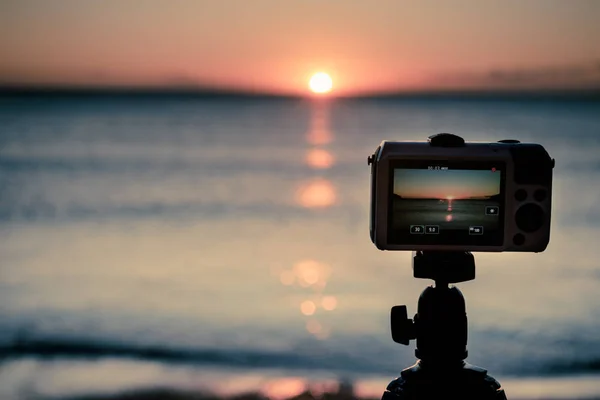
382,251 -> 507,400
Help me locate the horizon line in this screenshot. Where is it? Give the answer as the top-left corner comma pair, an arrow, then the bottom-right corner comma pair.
394,194 -> 500,199
2,84 -> 600,101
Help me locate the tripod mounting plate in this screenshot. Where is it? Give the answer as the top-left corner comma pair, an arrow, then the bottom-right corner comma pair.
413,251 -> 475,284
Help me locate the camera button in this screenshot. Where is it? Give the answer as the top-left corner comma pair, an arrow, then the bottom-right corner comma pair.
498,139 -> 520,143
513,233 -> 526,246
516,203 -> 545,232
410,225 -> 425,234
425,225 -> 439,234
469,226 -> 484,235
534,189 -> 547,202
485,206 -> 499,216
515,189 -> 527,201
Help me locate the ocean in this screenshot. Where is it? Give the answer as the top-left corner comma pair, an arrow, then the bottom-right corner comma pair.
1,93 -> 600,399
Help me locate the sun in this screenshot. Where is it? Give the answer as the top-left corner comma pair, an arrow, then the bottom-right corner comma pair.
309,72 -> 333,94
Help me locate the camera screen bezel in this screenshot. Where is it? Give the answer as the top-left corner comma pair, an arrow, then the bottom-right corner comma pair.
386,159 -> 506,247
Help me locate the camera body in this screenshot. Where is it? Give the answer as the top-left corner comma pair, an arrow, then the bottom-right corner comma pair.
369,134 -> 554,252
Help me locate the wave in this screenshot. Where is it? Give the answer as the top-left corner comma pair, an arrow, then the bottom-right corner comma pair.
0,156 -> 323,176
543,358 -> 600,375
0,198 -> 365,224
0,337 -> 385,376
3,337 -> 600,378
3,154 -> 599,181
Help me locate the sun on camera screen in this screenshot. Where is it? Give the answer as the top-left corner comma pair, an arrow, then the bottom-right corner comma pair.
389,162 -> 505,246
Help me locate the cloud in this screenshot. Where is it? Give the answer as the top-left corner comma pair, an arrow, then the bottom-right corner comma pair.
432,60 -> 600,91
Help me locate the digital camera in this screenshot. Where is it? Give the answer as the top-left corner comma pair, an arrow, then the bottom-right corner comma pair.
368,133 -> 554,252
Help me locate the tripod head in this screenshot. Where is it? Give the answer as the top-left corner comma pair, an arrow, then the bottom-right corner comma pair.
391,251 -> 475,364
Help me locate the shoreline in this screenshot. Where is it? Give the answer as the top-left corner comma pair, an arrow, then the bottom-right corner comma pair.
1,358 -> 599,400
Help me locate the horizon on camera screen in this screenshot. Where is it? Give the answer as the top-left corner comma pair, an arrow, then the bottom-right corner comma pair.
389,164 -> 504,246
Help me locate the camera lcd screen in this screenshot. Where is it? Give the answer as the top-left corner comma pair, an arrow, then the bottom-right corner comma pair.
388,160 -> 505,246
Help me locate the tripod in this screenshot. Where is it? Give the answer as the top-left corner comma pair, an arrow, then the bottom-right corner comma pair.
382,251 -> 507,400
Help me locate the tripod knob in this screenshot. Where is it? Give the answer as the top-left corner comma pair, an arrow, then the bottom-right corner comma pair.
391,305 -> 416,345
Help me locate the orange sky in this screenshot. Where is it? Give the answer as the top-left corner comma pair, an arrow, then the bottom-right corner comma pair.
1,0 -> 599,96
394,169 -> 501,199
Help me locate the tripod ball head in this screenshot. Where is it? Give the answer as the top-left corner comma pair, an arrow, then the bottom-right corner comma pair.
415,284 -> 468,361
391,284 -> 468,362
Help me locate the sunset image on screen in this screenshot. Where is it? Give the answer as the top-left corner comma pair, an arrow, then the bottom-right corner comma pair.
393,169 -> 500,199
392,168 -> 502,232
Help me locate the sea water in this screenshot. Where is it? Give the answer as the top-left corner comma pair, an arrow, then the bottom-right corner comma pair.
1,94 -> 600,399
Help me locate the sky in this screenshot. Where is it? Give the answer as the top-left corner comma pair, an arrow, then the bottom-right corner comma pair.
1,0 -> 600,95
393,169 -> 501,199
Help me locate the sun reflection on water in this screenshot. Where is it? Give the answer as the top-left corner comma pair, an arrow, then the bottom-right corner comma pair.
305,148 -> 335,169
261,377 -> 307,400
293,259 -> 330,288
275,257 -> 337,337
306,104 -> 332,146
295,179 -> 337,208
280,102 -> 341,339
322,295 -> 337,311
295,101 -> 337,210
300,300 -> 316,316
306,319 -> 322,335
279,270 -> 295,286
